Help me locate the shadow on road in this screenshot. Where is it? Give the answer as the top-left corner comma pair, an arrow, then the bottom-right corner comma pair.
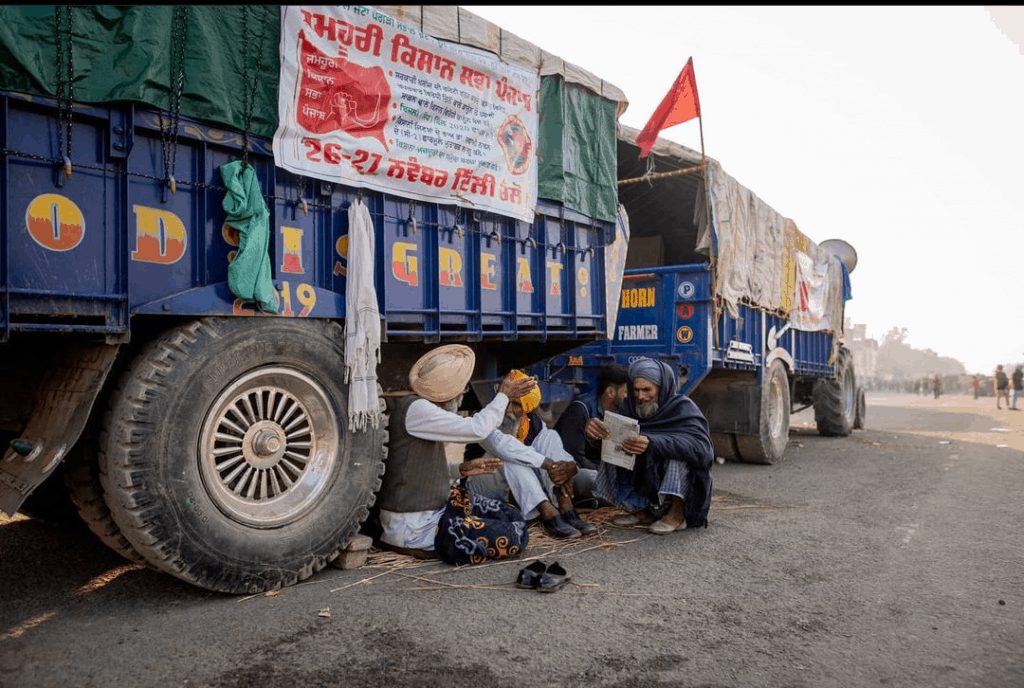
0,516 -> 214,640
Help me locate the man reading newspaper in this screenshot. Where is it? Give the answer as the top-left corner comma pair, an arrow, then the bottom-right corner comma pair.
588,357 -> 715,534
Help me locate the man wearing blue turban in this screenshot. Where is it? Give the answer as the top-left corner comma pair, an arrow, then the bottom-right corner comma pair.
591,357 -> 714,533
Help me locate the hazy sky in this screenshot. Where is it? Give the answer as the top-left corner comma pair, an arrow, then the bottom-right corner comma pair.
464,6 -> 1024,374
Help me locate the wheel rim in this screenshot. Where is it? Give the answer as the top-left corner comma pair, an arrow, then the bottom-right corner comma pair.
768,371 -> 786,439
842,367 -> 856,420
199,367 -> 340,528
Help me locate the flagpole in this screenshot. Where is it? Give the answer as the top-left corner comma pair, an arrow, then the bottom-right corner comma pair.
698,113 -> 706,167
691,59 -> 717,350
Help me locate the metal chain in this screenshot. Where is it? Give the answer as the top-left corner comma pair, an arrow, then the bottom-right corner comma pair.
240,6 -> 269,168
159,6 -> 189,192
0,147 -> 335,209
1,146 -> 529,226
240,7 -> 251,166
53,5 -> 74,174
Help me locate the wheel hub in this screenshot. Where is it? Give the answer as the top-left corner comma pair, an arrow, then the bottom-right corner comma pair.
243,421 -> 287,469
198,367 -> 340,528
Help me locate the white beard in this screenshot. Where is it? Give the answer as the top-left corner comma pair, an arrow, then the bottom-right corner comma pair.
636,401 -> 659,419
499,413 -> 519,435
440,394 -> 464,413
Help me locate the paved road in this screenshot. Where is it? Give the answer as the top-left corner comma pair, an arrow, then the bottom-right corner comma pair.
2,392 -> 1022,688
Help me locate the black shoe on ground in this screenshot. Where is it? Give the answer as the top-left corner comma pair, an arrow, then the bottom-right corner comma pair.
542,514 -> 581,540
561,509 -> 598,536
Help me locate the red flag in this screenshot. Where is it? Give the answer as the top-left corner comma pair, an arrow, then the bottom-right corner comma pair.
636,57 -> 701,158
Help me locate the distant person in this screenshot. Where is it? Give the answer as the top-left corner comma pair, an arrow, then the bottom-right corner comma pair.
932,374 -> 942,399
1011,366 -> 1023,411
972,374 -> 981,400
994,365 -> 1010,410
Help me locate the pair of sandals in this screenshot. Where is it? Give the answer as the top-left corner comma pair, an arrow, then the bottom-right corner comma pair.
612,510 -> 686,534
515,560 -> 570,592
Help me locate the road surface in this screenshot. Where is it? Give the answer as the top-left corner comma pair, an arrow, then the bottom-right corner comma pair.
1,392 -> 1022,687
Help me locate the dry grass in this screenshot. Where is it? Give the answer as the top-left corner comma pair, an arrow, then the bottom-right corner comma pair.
361,495 -> 764,570
233,496 -> 770,599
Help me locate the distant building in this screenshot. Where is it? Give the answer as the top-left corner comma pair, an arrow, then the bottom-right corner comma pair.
845,319 -> 878,382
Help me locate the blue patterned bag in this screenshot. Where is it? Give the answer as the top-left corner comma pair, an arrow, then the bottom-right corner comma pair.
434,482 -> 529,566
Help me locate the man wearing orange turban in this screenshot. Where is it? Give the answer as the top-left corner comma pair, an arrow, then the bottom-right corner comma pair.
466,370 -> 598,539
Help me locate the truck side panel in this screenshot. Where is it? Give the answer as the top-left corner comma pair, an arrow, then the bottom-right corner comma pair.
1,92 -> 613,342
541,263 -> 836,400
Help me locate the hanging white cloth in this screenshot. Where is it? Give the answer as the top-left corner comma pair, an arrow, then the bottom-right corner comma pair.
344,198 -> 382,431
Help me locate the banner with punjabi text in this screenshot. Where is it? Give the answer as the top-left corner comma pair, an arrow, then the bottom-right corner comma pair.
273,6 -> 540,223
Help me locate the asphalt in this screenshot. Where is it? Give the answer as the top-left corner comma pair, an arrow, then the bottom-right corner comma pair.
1,392 -> 1022,688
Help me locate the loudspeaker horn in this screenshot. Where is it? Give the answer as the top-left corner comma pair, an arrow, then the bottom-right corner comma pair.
820,239 -> 858,273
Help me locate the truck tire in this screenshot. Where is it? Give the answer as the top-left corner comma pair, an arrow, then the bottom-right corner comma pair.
710,433 -> 740,462
813,345 -> 856,437
735,359 -> 790,465
63,442 -> 143,562
99,318 -> 388,594
853,387 -> 866,430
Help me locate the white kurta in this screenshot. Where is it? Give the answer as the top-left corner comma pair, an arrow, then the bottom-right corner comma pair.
378,392 -> 509,550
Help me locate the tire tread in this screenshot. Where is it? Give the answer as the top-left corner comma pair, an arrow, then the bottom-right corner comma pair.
99,318 -> 387,593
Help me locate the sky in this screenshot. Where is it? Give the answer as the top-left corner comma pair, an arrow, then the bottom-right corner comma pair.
463,6 -> 1024,375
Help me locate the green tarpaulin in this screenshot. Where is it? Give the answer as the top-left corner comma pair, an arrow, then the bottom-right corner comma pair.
0,5 -> 280,138
538,76 -> 618,223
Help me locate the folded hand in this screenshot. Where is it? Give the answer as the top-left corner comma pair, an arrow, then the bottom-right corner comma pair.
544,460 -> 578,486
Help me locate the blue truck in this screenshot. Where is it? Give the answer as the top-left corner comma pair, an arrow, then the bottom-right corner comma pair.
0,6 -> 627,593
540,126 -> 864,464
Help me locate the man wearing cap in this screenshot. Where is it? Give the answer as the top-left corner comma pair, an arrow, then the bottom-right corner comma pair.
376,344 -> 538,558
466,370 -> 598,540
589,357 -> 714,534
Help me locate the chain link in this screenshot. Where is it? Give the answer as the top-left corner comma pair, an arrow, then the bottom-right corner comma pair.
0,144 -> 538,232
158,6 -> 189,190
2,144 -> 515,228
240,6 -> 269,168
240,8 -> 250,166
53,5 -> 74,171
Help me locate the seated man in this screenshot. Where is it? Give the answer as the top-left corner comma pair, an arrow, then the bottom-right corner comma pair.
376,344 -> 538,558
553,364 -> 629,504
467,370 -> 598,540
589,357 -> 714,534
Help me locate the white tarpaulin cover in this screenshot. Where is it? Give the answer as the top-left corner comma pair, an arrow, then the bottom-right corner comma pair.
707,162 -> 846,334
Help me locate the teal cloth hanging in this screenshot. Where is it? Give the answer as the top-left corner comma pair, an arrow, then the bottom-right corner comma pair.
220,160 -> 278,313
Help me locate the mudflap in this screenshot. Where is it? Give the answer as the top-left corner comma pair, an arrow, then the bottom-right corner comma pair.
0,343 -> 118,516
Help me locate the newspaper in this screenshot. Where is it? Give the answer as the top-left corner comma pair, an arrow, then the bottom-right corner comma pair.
601,411 -> 642,471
